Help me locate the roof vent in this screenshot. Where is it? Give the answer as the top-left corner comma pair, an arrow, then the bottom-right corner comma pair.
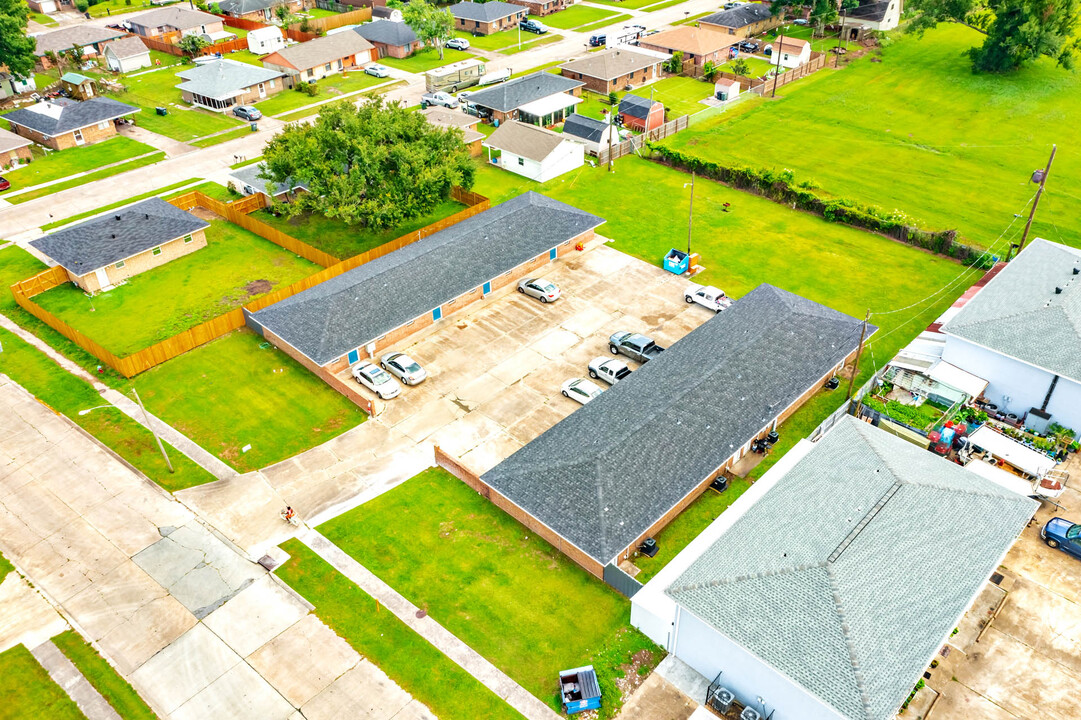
145,213 -> 149,219
111,233 -> 116,239
115,214 -> 122,220
1074,267 -> 1079,275
1056,287 -> 1063,294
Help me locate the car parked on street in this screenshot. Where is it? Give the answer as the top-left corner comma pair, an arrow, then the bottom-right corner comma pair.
520,18 -> 548,34
737,40 -> 760,53
589,33 -> 605,47
232,105 -> 262,121
684,283 -> 733,313
379,352 -> 427,386
446,37 -> 470,50
609,331 -> 665,363
517,277 -> 560,303
366,63 -> 391,78
587,357 -> 631,385
1041,517 -> 1081,559
561,378 -> 604,405
0,177 -> 9,192
421,90 -> 459,108
351,361 -> 401,399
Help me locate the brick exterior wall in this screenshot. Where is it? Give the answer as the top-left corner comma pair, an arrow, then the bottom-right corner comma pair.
272,50 -> 378,87
371,39 -> 422,59
70,228 -> 208,293
562,64 -> 660,94
181,77 -> 284,109
506,0 -> 565,16
11,119 -> 118,151
454,10 -> 525,35
1,145 -> 33,168
261,327 -> 375,413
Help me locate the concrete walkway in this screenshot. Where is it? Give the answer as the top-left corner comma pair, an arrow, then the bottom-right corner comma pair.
32,640 -> 124,720
302,530 -> 562,720
118,124 -> 197,159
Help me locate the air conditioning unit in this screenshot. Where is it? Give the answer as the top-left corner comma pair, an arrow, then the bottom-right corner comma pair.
740,707 -> 762,720
708,687 -> 735,713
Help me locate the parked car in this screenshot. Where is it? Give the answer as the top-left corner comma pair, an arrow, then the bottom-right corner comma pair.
379,352 -> 427,386
587,357 -> 631,385
684,284 -> 733,313
232,105 -> 262,121
520,18 -> 548,34
421,91 -> 459,108
517,277 -> 560,303
351,361 -> 401,399
792,18 -> 809,25
365,63 -> 391,78
1041,517 -> 1081,559
561,378 -> 604,405
609,331 -> 665,363
589,33 -> 606,47
0,177 -> 9,192
737,40 -> 760,53
446,37 -> 470,50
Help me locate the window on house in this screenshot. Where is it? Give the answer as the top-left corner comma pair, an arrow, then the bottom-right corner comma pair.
97,121 -> 108,129
183,234 -> 193,243
73,128 -> 84,143
115,260 -> 125,269
152,247 -> 162,256
324,63 -> 332,71
307,68 -> 314,78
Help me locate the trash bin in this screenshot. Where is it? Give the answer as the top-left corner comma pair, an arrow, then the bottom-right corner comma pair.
250,122 -> 258,132
155,106 -> 168,116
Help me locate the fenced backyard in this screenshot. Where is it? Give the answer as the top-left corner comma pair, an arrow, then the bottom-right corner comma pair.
597,114 -> 689,164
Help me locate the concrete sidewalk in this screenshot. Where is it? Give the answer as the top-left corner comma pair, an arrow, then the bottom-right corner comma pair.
32,640 -> 124,720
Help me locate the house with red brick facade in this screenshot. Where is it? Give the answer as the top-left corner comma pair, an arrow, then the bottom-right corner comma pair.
506,0 -> 565,17
176,59 -> 285,111
4,97 -> 139,151
124,7 -> 225,40
637,24 -> 737,71
449,1 -> 526,35
698,3 -> 782,39
0,128 -> 33,169
218,0 -> 307,23
466,71 -> 583,125
33,26 -> 127,69
558,48 -> 667,94
262,32 -> 376,88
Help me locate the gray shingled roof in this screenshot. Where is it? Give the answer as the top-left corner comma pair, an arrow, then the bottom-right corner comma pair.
481,285 -> 873,566
252,192 -> 603,365
127,6 -> 221,30
104,35 -> 150,60
847,0 -> 891,21
4,97 -> 139,137
667,417 -> 1035,720
176,59 -> 284,100
449,0 -> 523,22
558,48 -> 664,81
0,127 -> 31,154
354,19 -> 418,47
262,31 -> 373,71
943,238 -> 1081,381
218,0 -> 276,15
33,25 -> 126,55
229,162 -> 308,197
466,71 -> 583,113
700,3 -> 774,28
30,198 -> 209,275
562,113 -> 608,143
483,121 -> 567,162
619,93 -> 655,120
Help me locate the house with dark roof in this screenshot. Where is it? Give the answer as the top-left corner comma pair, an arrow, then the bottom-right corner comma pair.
124,7 -> 225,40
176,59 -> 285,111
449,1 -> 526,35
618,93 -> 663,132
472,284 -> 872,579
104,36 -> 152,74
262,32 -> 376,87
218,0 -> 305,23
631,416 -> 1035,720
229,162 -> 309,199
482,120 -> 583,182
466,71 -> 583,125
558,47 -> 668,94
354,20 -> 423,59
561,113 -> 613,155
505,0 -> 565,17
5,97 -> 140,151
941,238 -> 1081,434
842,0 -> 903,34
30,198 -> 210,294
699,3 -> 781,38
249,193 -> 603,401
33,26 -> 127,68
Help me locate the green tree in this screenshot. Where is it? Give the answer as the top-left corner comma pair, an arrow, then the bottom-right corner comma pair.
178,33 -> 211,58
771,0 -> 831,32
392,0 -> 454,59
730,57 -> 751,76
0,0 -> 35,79
664,49 -> 683,73
66,43 -> 85,69
260,98 -> 475,229
702,59 -> 718,81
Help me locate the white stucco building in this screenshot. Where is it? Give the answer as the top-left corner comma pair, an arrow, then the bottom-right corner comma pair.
844,0 -> 904,33
483,120 -> 584,183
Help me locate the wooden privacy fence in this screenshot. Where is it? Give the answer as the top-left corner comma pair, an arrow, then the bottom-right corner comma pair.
288,7 -> 371,33
598,115 -> 689,164
137,32 -> 251,58
9,188 -> 488,378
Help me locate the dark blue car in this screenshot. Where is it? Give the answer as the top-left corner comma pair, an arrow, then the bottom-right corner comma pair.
1041,517 -> 1081,559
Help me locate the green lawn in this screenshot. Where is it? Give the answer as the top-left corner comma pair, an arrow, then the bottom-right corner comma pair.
0,137 -> 155,198
302,7 -> 340,17
511,60 -> 565,79
380,47 -> 475,73
718,55 -> 775,78
41,178 -> 205,231
34,219 -> 321,355
586,0 -> 662,9
662,24 -> 1081,250
257,73 -> 387,116
575,14 -> 632,33
0,645 -> 84,720
4,152 -> 166,205
131,330 -> 365,472
221,49 -> 263,66
501,33 -> 562,55
170,180 -> 238,202
102,66 -> 244,140
573,77 -> 713,122
574,91 -> 621,122
192,125 -> 260,147
778,24 -> 848,54
318,468 -> 663,716
453,27 -> 547,52
642,0 -> 689,10
52,631 -> 156,720
673,9 -> 712,24
0,552 -> 13,585
254,198 -> 467,260
29,11 -> 58,26
536,4 -> 618,29
88,0 -> 156,16
276,540 -> 526,720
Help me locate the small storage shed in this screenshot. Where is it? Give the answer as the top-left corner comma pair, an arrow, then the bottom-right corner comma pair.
714,77 -> 740,102
60,72 -> 95,100
247,25 -> 286,55
104,36 -> 152,73
561,113 -> 613,156
618,93 -> 663,132
559,666 -> 601,714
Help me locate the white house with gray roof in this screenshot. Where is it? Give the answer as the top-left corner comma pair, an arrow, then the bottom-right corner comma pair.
483,120 -> 583,182
632,416 -> 1035,720
941,238 -> 1081,434
176,59 -> 285,111
466,71 -> 583,125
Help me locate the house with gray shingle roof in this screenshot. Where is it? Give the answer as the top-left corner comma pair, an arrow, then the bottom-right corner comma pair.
30,198 -> 210,294
125,7 -> 225,39
32,25 -> 127,66
466,71 -> 583,125
941,238 -> 1081,434
175,59 -> 285,112
218,0 -> 304,23
354,20 -> 422,58
478,284 -> 872,579
449,1 -> 525,35
4,97 -> 139,150
482,120 -> 583,182
261,32 -> 376,87
561,113 -> 614,155
699,3 -> 781,37
632,416 -> 1035,720
558,47 -> 667,94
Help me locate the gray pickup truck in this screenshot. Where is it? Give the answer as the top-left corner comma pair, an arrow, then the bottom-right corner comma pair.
608,331 -> 665,364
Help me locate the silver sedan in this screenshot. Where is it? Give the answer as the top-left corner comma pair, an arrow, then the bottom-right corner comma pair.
379,352 -> 427,385
517,277 -> 561,303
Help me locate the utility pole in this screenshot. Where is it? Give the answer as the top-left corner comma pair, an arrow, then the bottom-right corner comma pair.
1009,144 -> 1056,261
686,172 -> 695,255
846,309 -> 871,406
132,388 -> 174,474
607,110 -> 615,173
839,7 -> 847,52
771,29 -> 785,98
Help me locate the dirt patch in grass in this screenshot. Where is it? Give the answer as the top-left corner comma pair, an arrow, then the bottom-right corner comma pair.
190,206 -> 223,222
245,279 -> 272,295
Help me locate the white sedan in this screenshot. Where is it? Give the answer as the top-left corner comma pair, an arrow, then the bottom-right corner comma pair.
365,63 -> 391,78
351,361 -> 401,399
561,378 -> 604,405
518,277 -> 561,303
379,351 -> 427,386
684,283 -> 733,313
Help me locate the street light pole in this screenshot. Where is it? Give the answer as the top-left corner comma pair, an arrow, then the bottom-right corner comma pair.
132,388 -> 174,474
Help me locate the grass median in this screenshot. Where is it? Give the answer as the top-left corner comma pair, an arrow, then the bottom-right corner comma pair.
52,631 -> 156,720
0,645 -> 83,719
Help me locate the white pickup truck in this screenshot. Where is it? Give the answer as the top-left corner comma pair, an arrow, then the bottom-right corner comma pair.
684,284 -> 733,313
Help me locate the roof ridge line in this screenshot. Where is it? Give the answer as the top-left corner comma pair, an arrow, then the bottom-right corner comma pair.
667,560 -> 826,595
824,564 -> 876,720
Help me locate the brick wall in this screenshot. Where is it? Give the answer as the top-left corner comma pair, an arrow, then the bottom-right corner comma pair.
262,327 -> 375,413
1,145 -> 32,168
454,11 -> 524,35
12,120 -> 118,151
506,0 -> 565,15
71,229 -> 208,293
372,40 -> 420,59
568,65 -> 660,94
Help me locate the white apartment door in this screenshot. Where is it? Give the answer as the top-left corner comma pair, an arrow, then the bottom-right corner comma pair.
94,267 -> 110,289
258,83 -> 266,98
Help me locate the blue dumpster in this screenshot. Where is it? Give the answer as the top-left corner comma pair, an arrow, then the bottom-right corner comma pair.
663,248 -> 689,275
559,666 -> 601,715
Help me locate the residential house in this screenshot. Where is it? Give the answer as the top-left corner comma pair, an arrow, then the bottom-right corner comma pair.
103,36 -> 152,73
632,416 -> 1035,720
698,3 -> 781,38
371,5 -> 403,21
0,128 -> 34,169
262,32 -> 376,88
505,0 -> 565,18
247,26 -> 286,55
558,48 -> 667,94
249,193 -> 603,406
33,26 -> 127,68
4,97 -> 140,150
354,20 -> 423,58
561,113 -> 613,156
714,77 -> 740,101
0,73 -> 36,101
843,0 -> 903,33
449,1 -> 526,36
124,7 -> 225,41
29,198 -> 210,294
422,107 -> 485,156
941,238 -> 1081,433
176,59 -> 285,111
229,162 -> 308,198
59,72 -> 95,100
483,120 -> 583,182
466,71 -> 583,125
638,25 -> 736,71
770,36 -> 810,68
218,0 -> 306,23
618,94 -> 663,132
473,285 -> 872,580
26,0 -> 68,14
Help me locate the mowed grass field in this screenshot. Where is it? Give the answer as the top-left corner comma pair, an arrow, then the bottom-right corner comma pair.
661,24 -> 1081,250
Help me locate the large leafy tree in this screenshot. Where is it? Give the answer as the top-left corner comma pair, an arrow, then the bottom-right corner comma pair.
392,0 -> 454,59
770,0 -> 833,33
908,0 -> 1080,71
0,0 -> 37,79
260,98 -> 475,229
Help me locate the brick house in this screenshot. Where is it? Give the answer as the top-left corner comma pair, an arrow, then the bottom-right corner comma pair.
698,3 -> 782,39
176,59 -> 285,111
29,198 -> 210,294
124,7 -> 225,40
466,71 -> 584,125
449,1 -> 526,35
33,26 -> 127,69
422,107 -> 485,157
248,192 -> 603,406
4,97 -> 140,151
638,25 -> 737,71
464,285 -> 872,581
0,128 -> 33,169
558,48 -> 667,94
505,0 -> 565,17
354,20 -> 423,59
262,32 -> 376,88
218,0 -> 307,23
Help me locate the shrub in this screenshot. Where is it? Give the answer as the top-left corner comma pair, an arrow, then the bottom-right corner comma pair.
703,60 -> 718,82
75,0 -> 89,11
607,90 -> 618,106
297,81 -> 319,96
